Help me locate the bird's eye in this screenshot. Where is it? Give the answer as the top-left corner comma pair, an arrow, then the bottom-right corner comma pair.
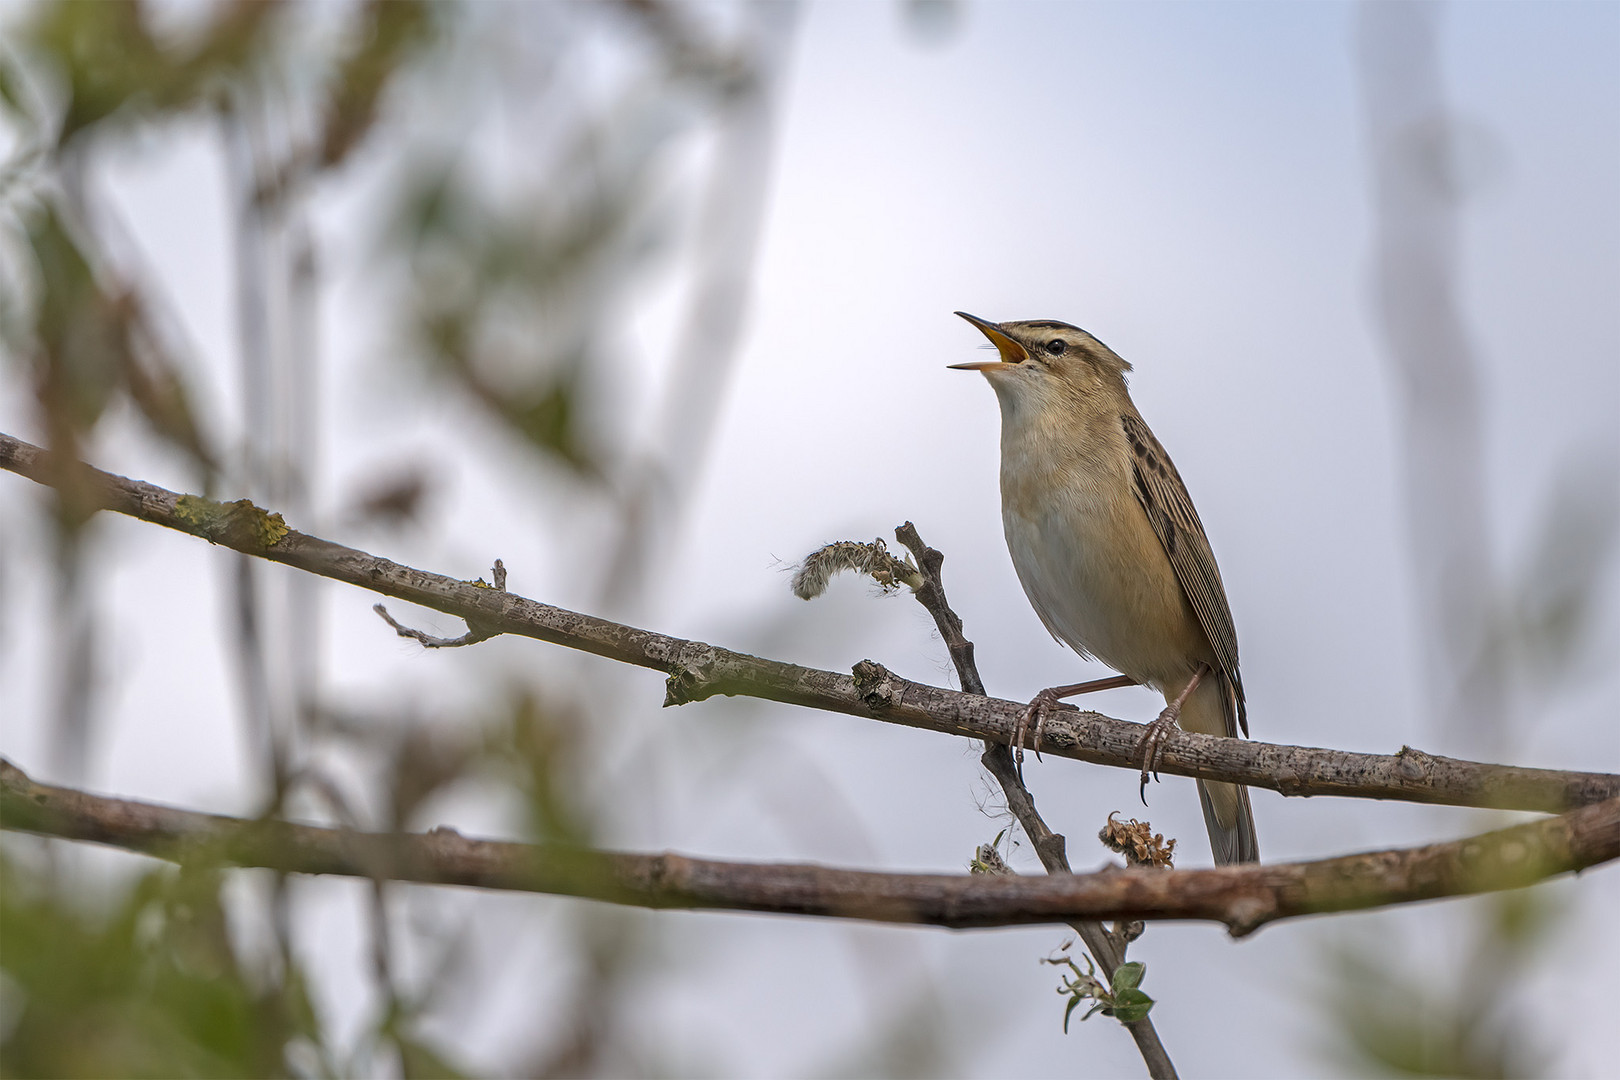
1045,339 -> 1066,356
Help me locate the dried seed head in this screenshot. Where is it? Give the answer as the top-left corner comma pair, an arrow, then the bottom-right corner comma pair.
791,538 -> 922,600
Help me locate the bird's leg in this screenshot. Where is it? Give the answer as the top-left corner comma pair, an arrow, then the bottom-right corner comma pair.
1136,664 -> 1207,802
1015,675 -> 1138,768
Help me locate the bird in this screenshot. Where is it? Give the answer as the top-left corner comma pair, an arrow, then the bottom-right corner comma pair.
950,311 -> 1258,865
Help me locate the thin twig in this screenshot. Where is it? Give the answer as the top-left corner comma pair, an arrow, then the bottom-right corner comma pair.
1,433 -> 1615,815
893,522 -> 1175,1078
375,559 -> 507,647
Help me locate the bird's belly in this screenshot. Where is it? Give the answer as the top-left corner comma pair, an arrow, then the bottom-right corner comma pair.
1002,494 -> 1205,688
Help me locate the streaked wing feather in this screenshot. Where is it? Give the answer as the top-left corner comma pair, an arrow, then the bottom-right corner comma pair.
1120,413 -> 1248,737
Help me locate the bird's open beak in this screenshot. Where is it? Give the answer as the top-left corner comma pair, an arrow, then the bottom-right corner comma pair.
949,311 -> 1028,370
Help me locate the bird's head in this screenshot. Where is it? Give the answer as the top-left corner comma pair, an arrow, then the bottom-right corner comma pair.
950,311 -> 1131,421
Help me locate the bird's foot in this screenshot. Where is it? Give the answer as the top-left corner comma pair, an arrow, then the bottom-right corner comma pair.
1012,675 -> 1138,773
1134,706 -> 1183,802
1014,687 -> 1071,770
1134,664 -> 1208,803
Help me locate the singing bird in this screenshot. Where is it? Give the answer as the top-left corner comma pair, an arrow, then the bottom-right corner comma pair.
951,312 -> 1258,865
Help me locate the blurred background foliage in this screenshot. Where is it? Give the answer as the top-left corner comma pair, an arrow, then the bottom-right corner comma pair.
1318,6 -> 1616,1076
2,849 -> 323,1078
0,1 -> 820,1075
0,1 -> 1612,1077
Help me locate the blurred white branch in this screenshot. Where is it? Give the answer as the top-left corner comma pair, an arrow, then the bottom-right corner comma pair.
1358,2 -> 1503,751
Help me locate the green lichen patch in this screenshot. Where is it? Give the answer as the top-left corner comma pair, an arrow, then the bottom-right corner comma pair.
172,494 -> 289,548
173,494 -> 219,531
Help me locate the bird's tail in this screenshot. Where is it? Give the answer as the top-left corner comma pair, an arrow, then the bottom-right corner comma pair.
1197,779 -> 1258,865
1180,674 -> 1259,865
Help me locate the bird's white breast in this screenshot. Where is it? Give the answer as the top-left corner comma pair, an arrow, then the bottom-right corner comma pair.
997,418 -> 1204,689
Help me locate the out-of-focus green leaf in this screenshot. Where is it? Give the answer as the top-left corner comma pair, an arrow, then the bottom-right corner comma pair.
506,376 -> 592,475
382,67 -> 695,479
319,0 -> 436,169
0,49 -> 34,125
395,1034 -> 471,1080
27,0 -> 278,144
22,201 -> 131,527
1321,896 -> 1554,1080
26,203 -> 124,432
120,331 -> 218,474
505,692 -> 594,848
386,723 -> 477,830
0,851 -> 318,1078
20,201 -> 217,479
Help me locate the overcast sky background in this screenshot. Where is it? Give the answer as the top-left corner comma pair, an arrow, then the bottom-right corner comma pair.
3,2 -> 1618,1076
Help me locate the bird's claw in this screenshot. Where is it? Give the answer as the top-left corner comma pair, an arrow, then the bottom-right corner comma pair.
1135,705 -> 1183,804
1014,687 -> 1067,770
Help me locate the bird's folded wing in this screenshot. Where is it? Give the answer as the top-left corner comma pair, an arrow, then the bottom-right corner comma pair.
1120,412 -> 1248,736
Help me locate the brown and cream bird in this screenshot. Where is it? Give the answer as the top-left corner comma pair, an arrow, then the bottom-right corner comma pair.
951,311 -> 1258,865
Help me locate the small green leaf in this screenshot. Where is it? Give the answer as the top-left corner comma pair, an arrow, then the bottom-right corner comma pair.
1111,961 -> 1145,992
0,51 -> 32,123
1063,994 -> 1081,1034
1110,988 -> 1155,1023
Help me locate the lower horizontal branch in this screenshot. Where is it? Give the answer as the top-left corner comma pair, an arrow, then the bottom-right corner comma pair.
4,759 -> 1616,937
2,432 -> 1614,815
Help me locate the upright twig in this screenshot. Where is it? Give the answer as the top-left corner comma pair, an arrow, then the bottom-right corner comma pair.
893,522 -> 1177,1079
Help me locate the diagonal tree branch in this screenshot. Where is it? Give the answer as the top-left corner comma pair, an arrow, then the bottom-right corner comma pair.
894,522 -> 1075,872
3,758 -> 1616,938
892,521 -> 1176,1079
2,431 -> 1615,815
